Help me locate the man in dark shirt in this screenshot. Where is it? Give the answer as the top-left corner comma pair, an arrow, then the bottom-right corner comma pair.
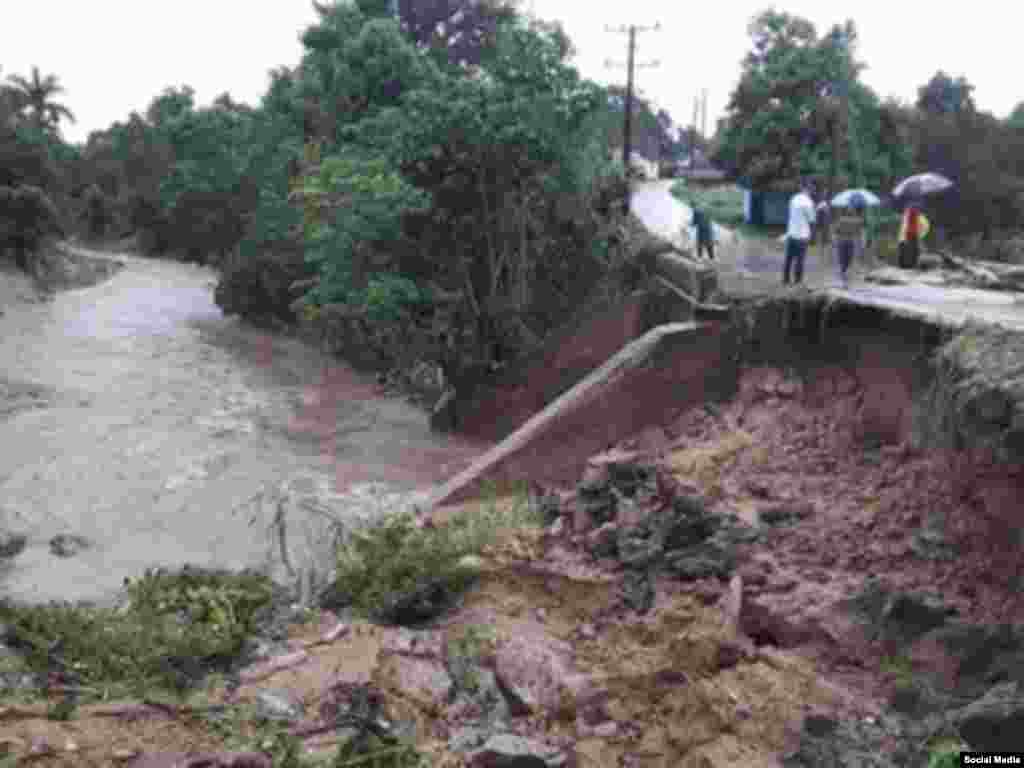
690,203 -> 714,260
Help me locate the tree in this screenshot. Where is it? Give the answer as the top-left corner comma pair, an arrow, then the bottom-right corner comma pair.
352,0 -> 519,69
5,67 -> 76,133
1007,102 -> 1024,132
916,71 -> 976,116
715,11 -> 912,194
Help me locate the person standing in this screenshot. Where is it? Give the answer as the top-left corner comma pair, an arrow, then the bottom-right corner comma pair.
831,194 -> 867,289
690,202 -> 715,260
783,181 -> 817,286
898,199 -> 930,269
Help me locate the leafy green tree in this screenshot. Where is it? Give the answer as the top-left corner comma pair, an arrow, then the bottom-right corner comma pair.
714,10 -> 910,192
0,184 -> 62,270
1008,102 -> 1024,132
916,71 -> 976,116
5,67 -> 76,133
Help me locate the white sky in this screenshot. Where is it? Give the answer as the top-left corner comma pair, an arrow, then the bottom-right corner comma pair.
2,1 -> 1020,145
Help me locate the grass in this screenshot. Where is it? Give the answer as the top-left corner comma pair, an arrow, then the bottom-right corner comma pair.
670,180 -> 747,228
323,481 -> 542,625
0,566 -> 278,705
879,652 -> 915,687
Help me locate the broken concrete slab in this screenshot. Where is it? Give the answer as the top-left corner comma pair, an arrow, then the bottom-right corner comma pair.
429,322 -> 737,507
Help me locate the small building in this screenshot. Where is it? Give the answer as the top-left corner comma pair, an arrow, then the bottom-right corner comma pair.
738,181 -> 797,227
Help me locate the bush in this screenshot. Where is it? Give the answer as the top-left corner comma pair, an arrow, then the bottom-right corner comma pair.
670,180 -> 746,228
323,488 -> 538,625
215,238 -> 316,327
0,566 -> 276,700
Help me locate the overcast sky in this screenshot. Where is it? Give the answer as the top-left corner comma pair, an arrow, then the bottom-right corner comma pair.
2,1 -> 1020,145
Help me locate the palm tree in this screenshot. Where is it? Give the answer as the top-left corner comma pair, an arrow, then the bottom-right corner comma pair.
5,66 -> 76,132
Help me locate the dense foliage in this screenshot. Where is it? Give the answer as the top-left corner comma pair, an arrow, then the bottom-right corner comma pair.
713,9 -> 1024,248
714,10 -> 913,194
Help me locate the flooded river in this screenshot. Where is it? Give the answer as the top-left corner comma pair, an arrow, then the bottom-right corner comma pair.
0,248 -> 485,605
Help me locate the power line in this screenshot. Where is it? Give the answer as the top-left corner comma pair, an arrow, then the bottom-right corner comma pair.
605,23 -> 661,214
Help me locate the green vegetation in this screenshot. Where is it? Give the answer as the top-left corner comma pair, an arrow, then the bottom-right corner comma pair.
0,566 -> 277,702
670,180 -> 746,228
447,623 -> 498,693
713,10 -> 1024,249
324,486 -> 539,625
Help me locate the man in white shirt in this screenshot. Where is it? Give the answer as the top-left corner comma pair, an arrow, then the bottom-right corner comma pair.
783,181 -> 817,285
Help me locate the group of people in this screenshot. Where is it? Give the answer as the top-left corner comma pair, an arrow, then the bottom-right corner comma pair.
686,181 -> 930,290
782,181 -> 930,289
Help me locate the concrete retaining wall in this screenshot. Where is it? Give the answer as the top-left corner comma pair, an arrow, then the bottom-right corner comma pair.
430,321 -> 738,507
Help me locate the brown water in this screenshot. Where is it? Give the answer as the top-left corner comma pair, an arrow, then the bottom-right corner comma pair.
0,248 -> 485,605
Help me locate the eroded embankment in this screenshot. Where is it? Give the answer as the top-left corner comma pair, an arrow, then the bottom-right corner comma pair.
422,294 -> 1024,763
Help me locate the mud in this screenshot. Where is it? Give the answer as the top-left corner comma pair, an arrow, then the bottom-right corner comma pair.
0,247 -> 487,605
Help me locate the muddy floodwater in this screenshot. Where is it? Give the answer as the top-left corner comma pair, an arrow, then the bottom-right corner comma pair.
0,249 -> 485,605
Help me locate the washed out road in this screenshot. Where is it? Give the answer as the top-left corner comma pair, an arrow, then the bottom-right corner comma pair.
632,179 -> 1024,330
0,248 -> 485,605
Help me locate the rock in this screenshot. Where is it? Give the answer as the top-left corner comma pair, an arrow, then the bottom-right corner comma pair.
616,529 -> 662,569
577,465 -> 610,494
586,522 -> 619,559
662,495 -> 718,549
0,530 -> 27,559
254,689 -> 303,722
955,682 -> 1024,751
782,712 -> 909,768
880,592 -> 957,645
532,491 -> 562,526
664,534 -> 737,582
579,494 -> 616,526
378,653 -> 453,705
375,577 -> 458,625
621,570 -> 655,613
451,663 -> 512,724
48,533 -> 90,558
758,501 -> 815,526
449,726 -> 492,753
493,626 -> 581,717
467,733 -> 570,768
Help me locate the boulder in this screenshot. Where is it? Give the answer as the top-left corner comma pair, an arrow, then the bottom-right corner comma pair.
493,625 -> 582,717
48,533 -> 90,558
0,530 -> 27,559
955,682 -> 1024,751
254,688 -> 304,723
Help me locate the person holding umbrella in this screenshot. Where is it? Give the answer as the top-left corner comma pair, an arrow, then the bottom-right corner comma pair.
831,193 -> 868,288
893,173 -> 949,268
898,198 -> 930,269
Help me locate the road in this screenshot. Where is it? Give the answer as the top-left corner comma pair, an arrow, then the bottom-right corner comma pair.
631,180 -> 1024,331
0,248 -> 484,604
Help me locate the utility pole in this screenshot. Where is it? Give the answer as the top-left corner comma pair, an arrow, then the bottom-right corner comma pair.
606,23 -> 660,214
702,89 -> 708,140
691,94 -> 700,169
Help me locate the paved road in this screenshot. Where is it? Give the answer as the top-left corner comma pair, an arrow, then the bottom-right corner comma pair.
0,248 -> 484,604
631,180 -> 1024,331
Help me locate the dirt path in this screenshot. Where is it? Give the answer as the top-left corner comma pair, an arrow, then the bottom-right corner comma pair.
0,247 -> 486,605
